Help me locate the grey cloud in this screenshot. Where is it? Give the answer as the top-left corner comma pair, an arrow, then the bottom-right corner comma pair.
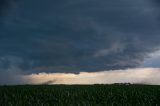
0,56 -> 25,84
0,68 -> 23,85
0,0 -> 160,75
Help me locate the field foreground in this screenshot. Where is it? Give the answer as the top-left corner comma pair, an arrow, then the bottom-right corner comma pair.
0,84 -> 160,106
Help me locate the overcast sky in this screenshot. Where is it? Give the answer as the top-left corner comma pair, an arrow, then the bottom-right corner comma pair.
0,0 -> 160,85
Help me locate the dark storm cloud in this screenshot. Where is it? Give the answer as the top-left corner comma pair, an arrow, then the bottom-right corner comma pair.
0,0 -> 160,75
0,0 -> 8,15
0,0 -> 13,16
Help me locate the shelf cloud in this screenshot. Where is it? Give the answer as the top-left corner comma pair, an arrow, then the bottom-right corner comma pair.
0,0 -> 160,84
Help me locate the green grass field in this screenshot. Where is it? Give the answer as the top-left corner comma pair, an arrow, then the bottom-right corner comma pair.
0,85 -> 160,106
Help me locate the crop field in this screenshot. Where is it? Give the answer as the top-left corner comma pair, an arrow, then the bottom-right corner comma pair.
0,85 -> 160,106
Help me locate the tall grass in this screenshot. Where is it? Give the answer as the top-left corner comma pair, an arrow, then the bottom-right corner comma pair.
0,85 -> 160,106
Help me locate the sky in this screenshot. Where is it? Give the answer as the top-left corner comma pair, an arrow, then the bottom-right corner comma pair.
0,0 -> 160,85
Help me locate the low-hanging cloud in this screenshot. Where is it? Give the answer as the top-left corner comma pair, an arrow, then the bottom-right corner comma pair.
0,67 -> 24,85
0,56 -> 26,85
